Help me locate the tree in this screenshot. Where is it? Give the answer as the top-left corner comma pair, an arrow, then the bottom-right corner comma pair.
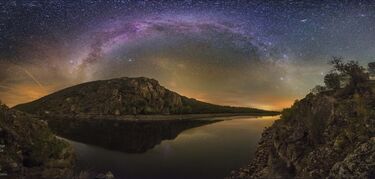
368,62 -> 375,77
329,57 -> 369,88
324,73 -> 341,90
311,85 -> 326,94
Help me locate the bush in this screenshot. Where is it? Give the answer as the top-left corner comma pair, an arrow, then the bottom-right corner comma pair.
368,62 -> 375,76
311,85 -> 326,94
329,57 -> 369,89
324,73 -> 341,90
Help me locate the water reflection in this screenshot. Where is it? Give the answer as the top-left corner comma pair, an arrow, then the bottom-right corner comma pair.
67,116 -> 278,178
48,118 -> 219,153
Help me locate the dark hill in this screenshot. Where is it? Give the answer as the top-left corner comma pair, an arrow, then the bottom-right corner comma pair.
13,77 -> 277,116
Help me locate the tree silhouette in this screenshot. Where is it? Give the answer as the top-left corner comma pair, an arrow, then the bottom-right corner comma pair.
324,73 -> 340,90
368,62 -> 375,77
328,57 -> 368,89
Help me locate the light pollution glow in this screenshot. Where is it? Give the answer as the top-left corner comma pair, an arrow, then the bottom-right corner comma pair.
1,1 -> 375,110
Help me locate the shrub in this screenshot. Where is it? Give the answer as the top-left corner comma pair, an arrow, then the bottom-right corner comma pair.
324,73 -> 341,90
311,85 -> 327,94
329,57 -> 369,89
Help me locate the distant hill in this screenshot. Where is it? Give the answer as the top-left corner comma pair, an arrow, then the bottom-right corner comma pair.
14,77 -> 277,116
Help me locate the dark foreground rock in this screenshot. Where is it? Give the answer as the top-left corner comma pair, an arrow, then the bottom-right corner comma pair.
0,104 -> 74,178
229,86 -> 375,178
95,171 -> 115,179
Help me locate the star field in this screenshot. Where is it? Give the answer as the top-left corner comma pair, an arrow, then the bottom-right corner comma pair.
1,0 -> 375,110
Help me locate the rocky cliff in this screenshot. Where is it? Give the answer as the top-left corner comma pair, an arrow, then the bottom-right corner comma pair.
14,77 -> 275,116
230,83 -> 375,178
0,103 -> 74,178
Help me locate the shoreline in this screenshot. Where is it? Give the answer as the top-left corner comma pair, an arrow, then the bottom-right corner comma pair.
40,112 -> 280,121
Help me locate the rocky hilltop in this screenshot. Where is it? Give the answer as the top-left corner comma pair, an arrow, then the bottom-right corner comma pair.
230,59 -> 375,178
14,77 -> 275,116
0,103 -> 74,178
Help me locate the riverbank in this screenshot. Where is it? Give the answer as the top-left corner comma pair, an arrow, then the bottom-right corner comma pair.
0,104 -> 75,178
39,112 -> 279,122
229,87 -> 375,178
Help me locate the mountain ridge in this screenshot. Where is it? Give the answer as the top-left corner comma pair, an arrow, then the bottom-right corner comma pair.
14,77 -> 278,116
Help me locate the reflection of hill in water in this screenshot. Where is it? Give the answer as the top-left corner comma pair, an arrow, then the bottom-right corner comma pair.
47,118 -> 219,153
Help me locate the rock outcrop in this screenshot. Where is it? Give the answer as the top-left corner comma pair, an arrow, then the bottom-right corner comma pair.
0,103 -> 74,178
14,77 -> 275,116
230,84 -> 375,178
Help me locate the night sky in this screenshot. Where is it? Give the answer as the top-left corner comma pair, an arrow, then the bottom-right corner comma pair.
1,0 -> 375,110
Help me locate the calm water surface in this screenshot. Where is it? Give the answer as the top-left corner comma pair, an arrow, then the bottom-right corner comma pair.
69,116 -> 278,179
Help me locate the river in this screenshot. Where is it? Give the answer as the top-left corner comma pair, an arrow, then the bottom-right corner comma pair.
67,116 -> 278,179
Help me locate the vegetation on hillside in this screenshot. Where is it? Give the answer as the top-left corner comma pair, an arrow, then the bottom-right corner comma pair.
0,102 -> 74,178
231,58 -> 375,178
314,57 -> 372,94
13,77 -> 278,116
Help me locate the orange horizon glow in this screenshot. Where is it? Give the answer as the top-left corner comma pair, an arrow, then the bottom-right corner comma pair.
1,83 -> 295,111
